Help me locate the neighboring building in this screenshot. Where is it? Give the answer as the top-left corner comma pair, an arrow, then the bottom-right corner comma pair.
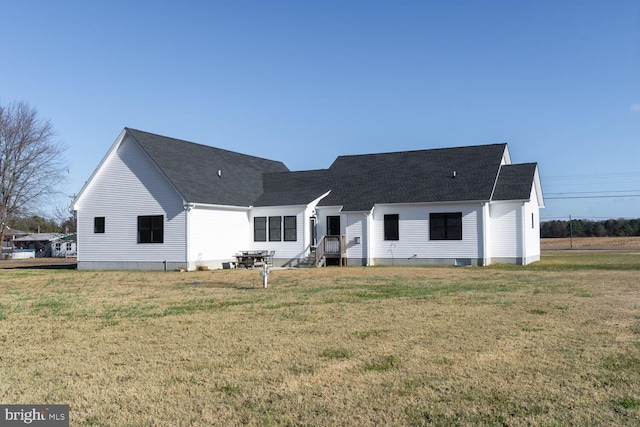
1,228 -> 29,259
73,128 -> 544,271
11,233 -> 70,258
52,234 -> 77,258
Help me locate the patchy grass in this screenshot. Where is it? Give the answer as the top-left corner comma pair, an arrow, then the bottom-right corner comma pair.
319,348 -> 353,359
0,251 -> 639,425
363,355 -> 400,372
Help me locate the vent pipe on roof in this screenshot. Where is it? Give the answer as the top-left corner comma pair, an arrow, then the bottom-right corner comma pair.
452,170 -> 457,178
217,170 -> 222,177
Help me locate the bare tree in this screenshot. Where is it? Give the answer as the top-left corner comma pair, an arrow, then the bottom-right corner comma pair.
0,101 -> 68,249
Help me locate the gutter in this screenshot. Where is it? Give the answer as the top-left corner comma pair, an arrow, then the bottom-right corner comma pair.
184,202 -> 251,211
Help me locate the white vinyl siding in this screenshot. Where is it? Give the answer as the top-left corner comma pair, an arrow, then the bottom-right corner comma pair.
370,204 -> 481,261
76,135 -> 186,265
524,185 -> 541,262
345,212 -> 366,263
488,202 -> 522,259
315,207 -> 343,239
249,207 -> 305,259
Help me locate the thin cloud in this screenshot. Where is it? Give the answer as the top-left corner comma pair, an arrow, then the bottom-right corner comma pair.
631,103 -> 640,114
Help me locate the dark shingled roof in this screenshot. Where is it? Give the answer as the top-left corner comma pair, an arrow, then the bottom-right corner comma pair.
127,128 -> 289,206
254,170 -> 333,207
255,143 -> 512,211
125,129 -> 537,210
320,144 -> 508,210
492,163 -> 537,201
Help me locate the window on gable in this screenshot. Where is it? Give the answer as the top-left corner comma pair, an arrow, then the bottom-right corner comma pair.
269,216 -> 282,242
284,216 -> 297,241
384,214 -> 399,241
430,213 -> 462,240
94,217 -> 105,233
138,215 -> 164,243
254,217 -> 267,242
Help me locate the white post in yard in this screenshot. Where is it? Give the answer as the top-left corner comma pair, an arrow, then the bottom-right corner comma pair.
261,264 -> 270,288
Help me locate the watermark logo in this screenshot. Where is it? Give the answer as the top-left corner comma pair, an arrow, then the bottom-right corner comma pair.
1,405 -> 69,426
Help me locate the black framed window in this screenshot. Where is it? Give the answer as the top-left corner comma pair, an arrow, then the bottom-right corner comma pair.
430,213 -> 462,240
384,214 -> 399,241
138,215 -> 164,243
254,217 -> 267,242
269,216 -> 282,242
94,217 -> 105,233
284,216 -> 297,241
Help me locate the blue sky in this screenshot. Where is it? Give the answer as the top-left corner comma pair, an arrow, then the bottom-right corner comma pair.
3,0 -> 639,220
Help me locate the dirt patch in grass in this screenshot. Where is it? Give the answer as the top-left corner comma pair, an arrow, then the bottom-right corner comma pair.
1,253 -> 639,425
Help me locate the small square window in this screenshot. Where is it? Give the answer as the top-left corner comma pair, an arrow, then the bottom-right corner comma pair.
94,217 -> 105,233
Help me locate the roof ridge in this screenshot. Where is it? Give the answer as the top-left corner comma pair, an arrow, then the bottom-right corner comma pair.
125,127 -> 285,164
332,142 -> 508,160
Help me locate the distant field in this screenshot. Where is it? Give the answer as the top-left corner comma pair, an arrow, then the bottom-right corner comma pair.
1,252 -> 639,426
542,236 -> 640,249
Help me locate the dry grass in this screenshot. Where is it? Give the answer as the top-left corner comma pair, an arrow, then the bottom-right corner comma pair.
541,236 -> 640,249
1,253 -> 639,426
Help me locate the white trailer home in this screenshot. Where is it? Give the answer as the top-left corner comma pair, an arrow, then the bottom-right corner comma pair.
73,128 -> 544,270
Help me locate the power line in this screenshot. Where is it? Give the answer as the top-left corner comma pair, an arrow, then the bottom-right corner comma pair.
545,194 -> 640,200
545,189 -> 640,195
543,172 -> 639,180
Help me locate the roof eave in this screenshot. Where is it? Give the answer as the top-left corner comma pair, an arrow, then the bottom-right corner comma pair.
73,128 -> 128,211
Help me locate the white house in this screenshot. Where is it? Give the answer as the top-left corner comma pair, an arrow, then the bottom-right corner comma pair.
11,233 -> 76,258
73,128 -> 544,271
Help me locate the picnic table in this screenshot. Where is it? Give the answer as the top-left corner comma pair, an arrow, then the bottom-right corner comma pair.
234,250 -> 273,269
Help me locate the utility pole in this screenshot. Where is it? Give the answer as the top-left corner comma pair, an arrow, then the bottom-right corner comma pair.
569,215 -> 573,248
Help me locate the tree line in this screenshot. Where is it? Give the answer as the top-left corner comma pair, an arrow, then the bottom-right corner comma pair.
7,215 -> 76,235
541,218 -> 640,238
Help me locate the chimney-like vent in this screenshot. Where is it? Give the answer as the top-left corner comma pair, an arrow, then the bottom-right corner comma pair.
217,170 -> 222,177
452,170 -> 457,178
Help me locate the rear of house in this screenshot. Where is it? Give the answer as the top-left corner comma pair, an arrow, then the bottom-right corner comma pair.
74,129 -> 543,270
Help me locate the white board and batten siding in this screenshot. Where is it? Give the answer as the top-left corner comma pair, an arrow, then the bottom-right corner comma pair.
370,203 -> 483,266
75,135 -> 187,270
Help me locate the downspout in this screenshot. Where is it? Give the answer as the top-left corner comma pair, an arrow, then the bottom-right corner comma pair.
521,201 -> 527,265
184,203 -> 194,271
482,202 -> 489,266
366,206 -> 375,266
